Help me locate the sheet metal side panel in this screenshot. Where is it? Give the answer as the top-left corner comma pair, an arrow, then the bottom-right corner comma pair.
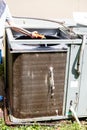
77,45 -> 87,116
65,45 -> 81,116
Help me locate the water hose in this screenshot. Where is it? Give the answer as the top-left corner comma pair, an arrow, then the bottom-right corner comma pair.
77,35 -> 87,74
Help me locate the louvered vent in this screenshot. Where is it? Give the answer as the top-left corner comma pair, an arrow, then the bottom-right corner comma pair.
7,51 -> 67,119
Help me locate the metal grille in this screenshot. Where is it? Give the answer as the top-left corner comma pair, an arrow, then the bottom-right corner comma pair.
7,51 -> 67,119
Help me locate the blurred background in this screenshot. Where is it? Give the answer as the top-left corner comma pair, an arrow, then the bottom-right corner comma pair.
7,0 -> 87,19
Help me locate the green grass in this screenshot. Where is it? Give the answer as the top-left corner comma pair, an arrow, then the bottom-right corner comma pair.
0,119 -> 87,130
60,122 -> 86,130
